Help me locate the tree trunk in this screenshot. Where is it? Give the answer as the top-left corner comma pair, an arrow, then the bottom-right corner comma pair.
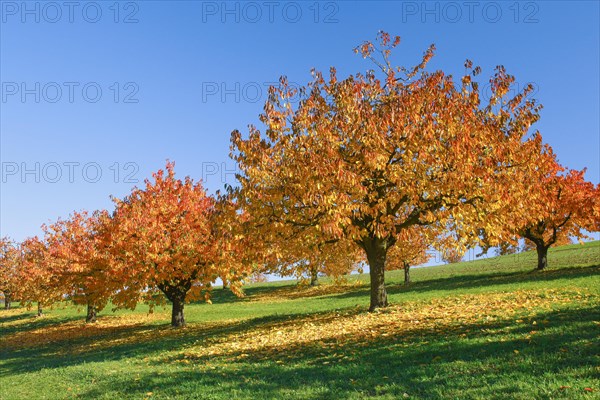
86,304 -> 98,323
310,267 -> 319,286
37,302 -> 43,317
4,292 -> 11,310
171,297 -> 185,327
536,244 -> 549,270
404,262 -> 411,286
363,237 -> 389,311
159,281 -> 190,328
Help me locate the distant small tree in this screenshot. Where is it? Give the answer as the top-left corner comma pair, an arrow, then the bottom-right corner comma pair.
495,242 -> 520,256
387,227 -> 431,285
257,223 -> 363,286
437,231 -> 468,264
305,241 -> 364,286
247,272 -> 269,284
441,248 -> 465,264
521,239 -> 536,253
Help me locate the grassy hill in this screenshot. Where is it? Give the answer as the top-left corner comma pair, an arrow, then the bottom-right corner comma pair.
1,241 -> 599,399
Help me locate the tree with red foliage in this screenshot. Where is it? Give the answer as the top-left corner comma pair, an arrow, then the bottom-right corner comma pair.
111,162 -> 251,327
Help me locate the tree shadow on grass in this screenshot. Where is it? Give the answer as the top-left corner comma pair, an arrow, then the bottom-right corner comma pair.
74,305 -> 599,400
0,309 -> 348,376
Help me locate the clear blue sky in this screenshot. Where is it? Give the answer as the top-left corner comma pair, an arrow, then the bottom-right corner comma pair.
1,1 -> 599,243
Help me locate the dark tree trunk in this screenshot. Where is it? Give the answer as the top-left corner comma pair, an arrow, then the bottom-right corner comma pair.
86,304 -> 98,323
310,267 -> 319,287
222,281 -> 228,290
171,297 -> 185,327
37,302 -> 43,317
363,237 -> 389,311
4,292 -> 11,310
536,244 -> 549,270
159,281 -> 191,328
404,262 -> 411,286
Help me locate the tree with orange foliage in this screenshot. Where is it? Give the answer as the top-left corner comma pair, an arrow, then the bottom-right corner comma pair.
482,152 -> 598,269
517,165 -> 598,270
0,237 -> 19,310
232,32 -> 547,310
111,162 -> 250,327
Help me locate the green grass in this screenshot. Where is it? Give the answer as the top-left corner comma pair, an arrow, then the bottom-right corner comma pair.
1,242 -> 599,399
